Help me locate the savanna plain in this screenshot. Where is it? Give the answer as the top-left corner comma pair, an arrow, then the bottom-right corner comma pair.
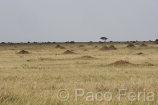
0,42 -> 158,105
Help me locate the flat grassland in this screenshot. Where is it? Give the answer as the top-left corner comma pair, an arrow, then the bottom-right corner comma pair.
0,42 -> 158,105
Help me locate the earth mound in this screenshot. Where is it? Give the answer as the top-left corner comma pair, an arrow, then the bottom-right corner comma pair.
146,63 -> 154,66
18,50 -> 29,54
144,62 -> 154,66
100,46 -> 109,50
137,52 -> 143,55
109,60 -> 133,66
78,56 -> 97,59
63,50 -> 76,54
78,45 -> 85,47
60,47 -> 66,49
126,43 -> 135,48
109,45 -> 117,50
140,43 -> 147,47
55,45 -> 62,48
83,49 -> 88,51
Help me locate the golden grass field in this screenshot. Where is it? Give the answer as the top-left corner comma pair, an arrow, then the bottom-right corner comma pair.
0,42 -> 158,105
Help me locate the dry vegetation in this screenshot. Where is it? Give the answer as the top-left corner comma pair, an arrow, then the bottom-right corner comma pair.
0,42 -> 158,105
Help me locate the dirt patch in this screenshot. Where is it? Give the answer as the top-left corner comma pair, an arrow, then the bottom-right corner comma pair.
18,50 -> 29,54
100,46 -> 109,50
78,55 -> 97,60
140,43 -> 147,47
63,50 -> 76,54
109,60 -> 133,66
126,43 -> 135,48
109,45 -> 117,50
137,52 -> 143,55
78,45 -> 85,47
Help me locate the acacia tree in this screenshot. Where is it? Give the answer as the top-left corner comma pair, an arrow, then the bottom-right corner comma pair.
100,37 -> 108,42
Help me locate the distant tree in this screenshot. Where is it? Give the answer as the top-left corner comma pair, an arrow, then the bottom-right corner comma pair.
70,41 -> 75,43
100,37 -> 108,42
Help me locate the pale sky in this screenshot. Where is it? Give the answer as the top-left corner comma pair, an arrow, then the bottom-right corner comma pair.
0,0 -> 158,42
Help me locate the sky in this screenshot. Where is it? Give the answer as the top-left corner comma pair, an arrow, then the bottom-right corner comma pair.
0,0 -> 158,42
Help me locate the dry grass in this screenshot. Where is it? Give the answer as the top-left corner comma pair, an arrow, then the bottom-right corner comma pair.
0,42 -> 158,105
